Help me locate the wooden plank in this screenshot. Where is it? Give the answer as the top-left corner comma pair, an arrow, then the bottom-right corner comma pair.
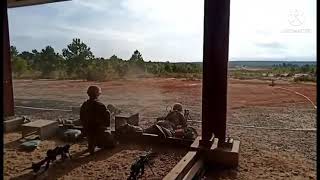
210,138 -> 219,150
183,159 -> 204,180
21,120 -> 58,139
207,139 -> 240,167
231,140 -> 240,153
163,151 -> 198,180
190,136 -> 215,151
7,0 -> 70,8
22,120 -> 57,128
4,117 -> 23,132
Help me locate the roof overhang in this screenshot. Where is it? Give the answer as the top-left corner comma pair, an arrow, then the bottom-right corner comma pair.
7,0 -> 70,8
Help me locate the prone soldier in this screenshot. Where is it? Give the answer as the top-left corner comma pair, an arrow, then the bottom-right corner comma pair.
144,103 -> 196,139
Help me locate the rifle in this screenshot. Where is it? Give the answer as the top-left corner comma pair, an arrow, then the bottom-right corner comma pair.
22,144 -> 72,173
127,150 -> 157,180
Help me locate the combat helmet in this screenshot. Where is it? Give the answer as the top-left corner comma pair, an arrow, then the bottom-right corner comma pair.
172,103 -> 183,112
87,85 -> 102,98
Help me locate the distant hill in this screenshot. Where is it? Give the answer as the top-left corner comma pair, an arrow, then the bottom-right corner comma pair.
176,57 -> 316,68
228,61 -> 316,68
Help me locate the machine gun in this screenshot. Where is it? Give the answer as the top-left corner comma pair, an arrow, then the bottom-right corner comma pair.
184,109 -> 192,121
127,150 -> 156,180
22,144 -> 71,173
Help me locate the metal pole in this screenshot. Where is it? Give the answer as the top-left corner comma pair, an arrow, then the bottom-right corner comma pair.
3,3 -> 15,117
201,0 -> 230,146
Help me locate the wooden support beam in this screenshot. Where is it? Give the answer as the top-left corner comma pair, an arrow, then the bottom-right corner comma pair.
206,139 -> 240,168
182,158 -> 205,180
3,3 -> 15,117
201,0 -> 231,145
163,151 -> 199,180
7,0 -> 70,8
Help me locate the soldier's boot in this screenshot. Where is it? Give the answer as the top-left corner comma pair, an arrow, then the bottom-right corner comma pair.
87,136 -> 96,155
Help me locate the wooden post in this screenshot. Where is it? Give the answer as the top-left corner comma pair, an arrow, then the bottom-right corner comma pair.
201,0 -> 230,145
3,3 -> 15,117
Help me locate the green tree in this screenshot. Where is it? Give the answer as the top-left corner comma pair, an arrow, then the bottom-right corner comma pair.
129,50 -> 144,62
34,46 -> 64,77
110,55 -> 121,61
19,51 -> 33,60
18,51 -> 34,67
62,38 -> 94,77
129,50 -> 145,72
164,62 -> 172,73
12,57 -> 27,77
10,46 -> 19,58
29,49 -> 40,70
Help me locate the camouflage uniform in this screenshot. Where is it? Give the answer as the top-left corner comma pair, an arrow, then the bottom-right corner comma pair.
144,103 -> 187,138
164,110 -> 187,129
80,99 -> 112,154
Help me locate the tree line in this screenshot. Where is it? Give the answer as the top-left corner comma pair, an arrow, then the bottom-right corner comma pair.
272,63 -> 316,75
11,38 -> 203,81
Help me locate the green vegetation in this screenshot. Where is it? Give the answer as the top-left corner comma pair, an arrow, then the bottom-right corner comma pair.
272,63 -> 316,75
229,63 -> 316,82
10,38 -> 315,82
11,38 -> 202,81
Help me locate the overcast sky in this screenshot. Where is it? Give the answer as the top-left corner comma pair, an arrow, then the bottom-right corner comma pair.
8,0 -> 316,62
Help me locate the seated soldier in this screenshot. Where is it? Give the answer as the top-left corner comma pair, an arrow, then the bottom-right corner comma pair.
80,85 -> 115,155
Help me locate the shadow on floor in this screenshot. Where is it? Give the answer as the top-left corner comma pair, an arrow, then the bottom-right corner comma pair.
10,144 -> 127,180
203,165 -> 239,180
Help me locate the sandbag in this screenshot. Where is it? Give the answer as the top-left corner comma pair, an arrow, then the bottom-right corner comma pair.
63,129 -> 82,142
20,139 -> 41,151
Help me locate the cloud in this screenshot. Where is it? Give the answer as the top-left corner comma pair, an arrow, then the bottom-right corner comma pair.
7,0 -> 316,61
73,0 -> 111,11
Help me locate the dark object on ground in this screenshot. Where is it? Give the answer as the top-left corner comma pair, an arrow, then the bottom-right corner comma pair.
22,159 -> 46,173
128,150 -> 156,180
117,123 -> 143,135
269,79 -> 275,86
23,144 -> 71,173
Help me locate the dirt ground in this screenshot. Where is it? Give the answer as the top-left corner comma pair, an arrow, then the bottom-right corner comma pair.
4,78 -> 317,179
